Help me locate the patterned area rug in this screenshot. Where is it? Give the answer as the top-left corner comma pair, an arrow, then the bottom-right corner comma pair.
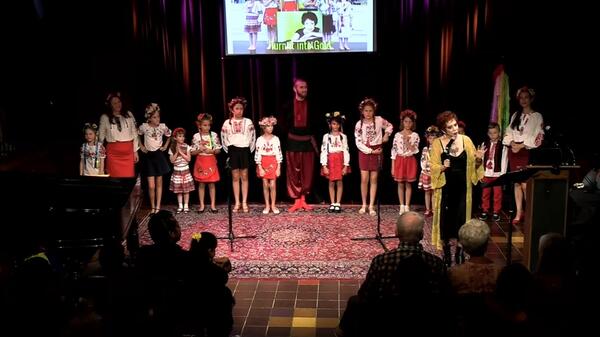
139,204 -> 438,279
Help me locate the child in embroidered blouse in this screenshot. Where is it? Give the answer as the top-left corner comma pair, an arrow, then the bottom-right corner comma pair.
354,98 -> 393,216
221,97 -> 256,213
191,113 -> 222,213
138,103 -> 172,213
244,0 -> 264,51
321,111 -> 350,213
169,127 -> 195,213
418,125 -> 440,216
80,123 -> 106,176
255,116 -> 283,214
391,109 -> 420,215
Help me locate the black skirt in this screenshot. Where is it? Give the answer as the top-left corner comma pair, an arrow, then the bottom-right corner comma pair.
142,150 -> 171,177
228,146 -> 250,170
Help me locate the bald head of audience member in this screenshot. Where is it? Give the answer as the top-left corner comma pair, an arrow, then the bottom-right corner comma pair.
396,211 -> 424,243
458,219 -> 490,257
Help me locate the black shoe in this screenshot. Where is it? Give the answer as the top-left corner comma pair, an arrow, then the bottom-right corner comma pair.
478,212 -> 488,220
492,213 -> 500,221
334,205 -> 342,213
210,208 -> 218,214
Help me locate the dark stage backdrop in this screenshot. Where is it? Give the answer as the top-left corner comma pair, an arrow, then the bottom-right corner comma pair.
0,0 -> 595,204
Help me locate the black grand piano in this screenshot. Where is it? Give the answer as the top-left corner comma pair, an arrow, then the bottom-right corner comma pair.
0,172 -> 143,262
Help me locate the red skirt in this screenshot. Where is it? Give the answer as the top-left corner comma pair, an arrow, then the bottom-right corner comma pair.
282,0 -> 297,11
322,152 -> 344,181
263,7 -> 277,26
358,146 -> 382,171
393,156 -> 417,182
106,141 -> 135,178
193,155 -> 220,183
509,147 -> 530,171
257,155 -> 278,180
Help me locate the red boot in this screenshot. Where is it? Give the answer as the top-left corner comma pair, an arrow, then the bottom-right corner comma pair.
288,198 -> 303,212
300,195 -> 313,211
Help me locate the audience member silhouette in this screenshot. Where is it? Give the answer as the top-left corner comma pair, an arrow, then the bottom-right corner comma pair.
337,212 -> 450,336
449,219 -> 500,336
136,210 -> 189,337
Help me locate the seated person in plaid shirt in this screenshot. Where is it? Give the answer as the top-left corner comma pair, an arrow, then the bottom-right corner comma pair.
336,212 -> 452,336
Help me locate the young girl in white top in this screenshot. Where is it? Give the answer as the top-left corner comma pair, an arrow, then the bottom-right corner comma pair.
169,128 -> 195,213
391,109 -> 420,215
80,123 -> 106,176
502,86 -> 544,225
191,113 -> 222,213
354,98 -> 393,215
255,116 -> 283,214
418,125 -> 440,216
221,97 -> 256,213
321,111 -> 350,213
138,103 -> 172,213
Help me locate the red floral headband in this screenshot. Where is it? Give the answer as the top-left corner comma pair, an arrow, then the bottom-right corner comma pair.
258,116 -> 277,127
172,127 -> 186,136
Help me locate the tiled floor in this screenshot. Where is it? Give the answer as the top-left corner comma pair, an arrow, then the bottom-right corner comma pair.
227,216 -> 520,337
227,279 -> 358,337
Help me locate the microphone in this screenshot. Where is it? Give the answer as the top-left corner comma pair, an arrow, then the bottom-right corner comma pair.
444,138 -> 455,153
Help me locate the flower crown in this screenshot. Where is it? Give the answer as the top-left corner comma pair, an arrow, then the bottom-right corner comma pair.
228,97 -> 247,110
258,116 -> 277,127
191,232 -> 202,241
424,125 -> 440,136
400,109 -> 417,121
325,111 -> 346,123
144,103 -> 161,119
172,127 -> 186,136
516,86 -> 535,98
83,123 -> 98,133
196,113 -> 213,123
358,98 -> 378,111
105,92 -> 121,105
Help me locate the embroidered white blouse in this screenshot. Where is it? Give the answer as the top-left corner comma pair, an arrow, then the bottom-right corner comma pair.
502,111 -> 544,149
220,117 -> 256,152
192,131 -> 222,157
320,133 -> 350,166
354,116 -> 393,154
254,135 -> 283,163
138,123 -> 171,151
390,131 -> 420,159
98,111 -> 139,150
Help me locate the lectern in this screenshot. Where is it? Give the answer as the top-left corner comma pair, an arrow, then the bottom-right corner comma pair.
523,165 -> 579,270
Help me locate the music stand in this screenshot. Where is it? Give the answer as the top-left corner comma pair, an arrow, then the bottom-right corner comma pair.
217,158 -> 256,252
481,168 -> 537,264
351,153 -> 396,251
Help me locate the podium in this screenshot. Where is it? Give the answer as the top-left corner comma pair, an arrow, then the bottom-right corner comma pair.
522,165 -> 579,270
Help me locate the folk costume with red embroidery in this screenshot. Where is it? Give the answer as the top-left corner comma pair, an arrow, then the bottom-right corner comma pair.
255,116 -> 283,214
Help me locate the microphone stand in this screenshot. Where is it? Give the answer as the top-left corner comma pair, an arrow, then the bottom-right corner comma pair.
217,158 -> 256,252
351,149 -> 395,252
